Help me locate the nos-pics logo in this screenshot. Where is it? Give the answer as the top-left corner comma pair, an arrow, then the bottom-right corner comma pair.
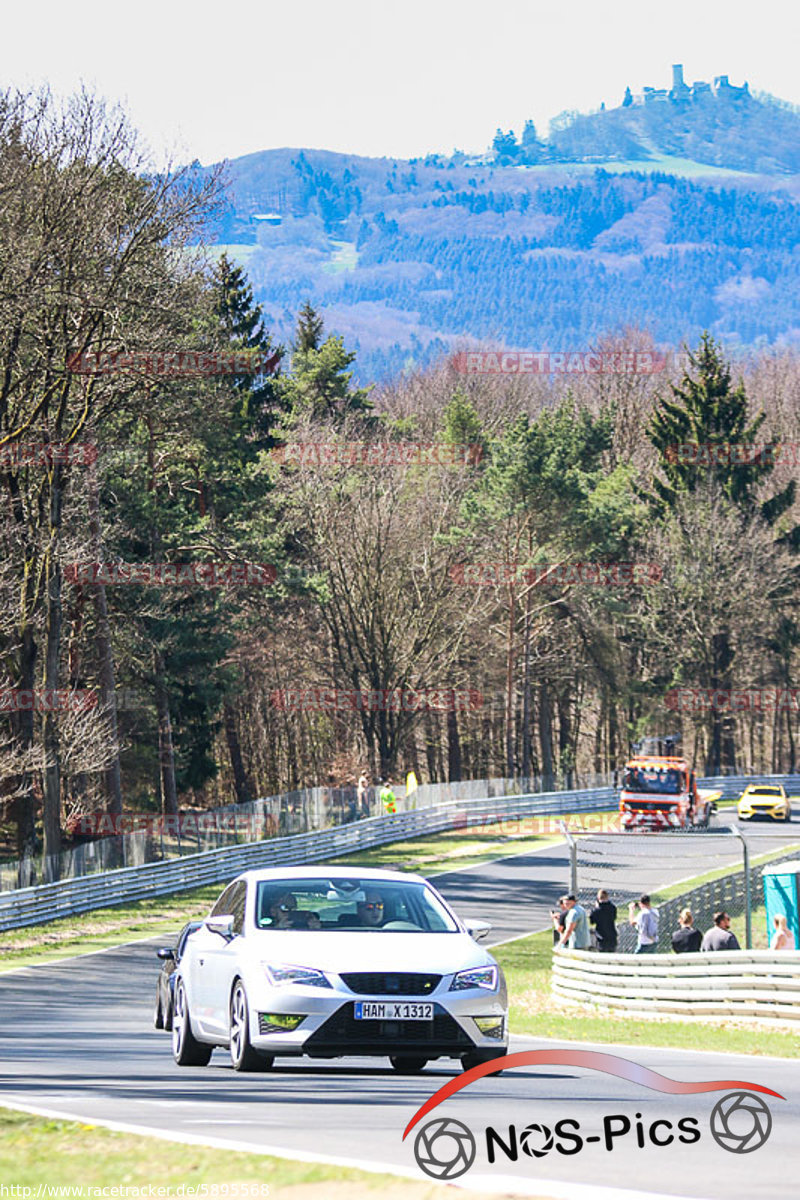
403,1050 -> 782,1182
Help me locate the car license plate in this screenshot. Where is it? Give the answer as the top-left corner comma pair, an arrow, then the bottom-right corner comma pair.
354,1001 -> 433,1021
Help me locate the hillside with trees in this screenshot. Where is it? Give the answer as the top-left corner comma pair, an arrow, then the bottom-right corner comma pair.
198,87 -> 800,382
1,87 -> 799,884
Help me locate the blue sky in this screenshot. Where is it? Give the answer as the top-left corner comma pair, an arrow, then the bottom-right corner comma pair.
2,0 -> 798,165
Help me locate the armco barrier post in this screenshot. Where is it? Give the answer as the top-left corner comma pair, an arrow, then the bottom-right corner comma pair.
733,827 -> 751,949
559,820 -> 577,895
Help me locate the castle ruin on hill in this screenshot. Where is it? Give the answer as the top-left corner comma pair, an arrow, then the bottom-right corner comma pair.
623,64 -> 750,108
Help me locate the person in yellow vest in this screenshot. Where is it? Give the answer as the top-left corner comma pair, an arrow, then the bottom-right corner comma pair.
379,778 -> 397,814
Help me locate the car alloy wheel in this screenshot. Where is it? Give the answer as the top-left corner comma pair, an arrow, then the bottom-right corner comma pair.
230,981 -> 272,1072
172,979 -> 212,1067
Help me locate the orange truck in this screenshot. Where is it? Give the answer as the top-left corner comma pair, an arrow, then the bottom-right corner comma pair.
619,738 -> 721,831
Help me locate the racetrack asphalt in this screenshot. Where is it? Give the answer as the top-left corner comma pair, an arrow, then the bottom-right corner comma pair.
1,814 -> 798,1200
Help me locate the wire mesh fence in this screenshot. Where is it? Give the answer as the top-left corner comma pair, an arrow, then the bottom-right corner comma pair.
1,771 -> 615,890
569,825 -> 800,951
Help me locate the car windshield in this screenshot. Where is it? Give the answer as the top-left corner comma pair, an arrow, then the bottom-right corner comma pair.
254,877 -> 459,933
750,787 -> 781,796
623,767 -> 683,794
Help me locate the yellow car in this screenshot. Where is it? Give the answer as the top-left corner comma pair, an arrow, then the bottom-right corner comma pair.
737,784 -> 792,822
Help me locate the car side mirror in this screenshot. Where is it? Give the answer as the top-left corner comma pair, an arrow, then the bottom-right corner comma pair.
156,947 -> 175,960
465,919 -> 492,942
205,914 -> 235,940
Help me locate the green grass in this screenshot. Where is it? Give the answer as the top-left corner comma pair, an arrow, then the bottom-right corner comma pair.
0,884 -> 223,972
652,841 -> 800,902
324,240 -> 359,273
0,1106 -> 455,1198
494,930 -> 800,1058
327,819 -> 565,875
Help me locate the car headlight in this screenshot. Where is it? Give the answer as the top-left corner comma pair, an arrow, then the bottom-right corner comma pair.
263,963 -> 332,988
449,965 -> 498,992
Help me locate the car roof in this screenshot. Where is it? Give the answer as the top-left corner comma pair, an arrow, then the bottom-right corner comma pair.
234,866 -> 428,885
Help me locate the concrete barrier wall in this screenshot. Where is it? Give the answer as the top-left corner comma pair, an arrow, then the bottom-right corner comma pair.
552,946 -> 800,1023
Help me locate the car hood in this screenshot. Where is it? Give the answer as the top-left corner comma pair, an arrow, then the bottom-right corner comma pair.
247,929 -> 494,975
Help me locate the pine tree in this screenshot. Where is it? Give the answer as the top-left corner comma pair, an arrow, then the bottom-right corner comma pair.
281,304 -> 372,421
211,253 -> 283,445
646,333 -> 798,774
520,120 -> 541,164
295,299 -> 325,353
647,332 -> 795,526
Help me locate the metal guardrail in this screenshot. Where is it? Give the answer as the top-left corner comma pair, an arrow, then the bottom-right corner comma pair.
1,771 -> 615,891
552,947 -> 800,1023
0,786 -> 614,931
3,772 -> 797,933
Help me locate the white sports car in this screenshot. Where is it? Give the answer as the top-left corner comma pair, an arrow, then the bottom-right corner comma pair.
172,866 -> 508,1074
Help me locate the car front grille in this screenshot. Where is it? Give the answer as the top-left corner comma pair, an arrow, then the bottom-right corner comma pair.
339,972 -> 441,995
303,1003 -> 472,1055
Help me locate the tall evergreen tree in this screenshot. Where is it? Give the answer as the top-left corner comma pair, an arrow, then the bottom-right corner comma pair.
281,304 -> 372,422
647,332 -> 795,525
295,300 -> 325,353
645,333 -> 798,773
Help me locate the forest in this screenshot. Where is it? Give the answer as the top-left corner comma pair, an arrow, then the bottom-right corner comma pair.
1,89 -> 799,879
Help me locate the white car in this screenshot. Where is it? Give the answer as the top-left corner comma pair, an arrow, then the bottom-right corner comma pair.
172,866 -> 508,1074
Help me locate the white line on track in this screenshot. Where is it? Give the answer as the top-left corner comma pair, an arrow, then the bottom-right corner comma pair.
0,1094 -> 715,1200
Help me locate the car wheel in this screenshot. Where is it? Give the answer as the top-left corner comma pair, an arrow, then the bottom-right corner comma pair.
461,1050 -> 505,1075
389,1055 -> 428,1073
172,979 -> 213,1067
164,994 -> 174,1032
154,986 -> 164,1030
230,981 -> 272,1072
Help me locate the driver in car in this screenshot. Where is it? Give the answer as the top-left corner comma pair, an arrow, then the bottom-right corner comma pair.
357,890 -> 385,927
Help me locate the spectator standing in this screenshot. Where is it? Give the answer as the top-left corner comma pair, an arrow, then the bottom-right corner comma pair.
558,894 -> 592,950
379,778 -> 397,814
671,908 -> 702,953
629,894 -> 659,954
770,914 -> 796,950
551,896 -> 569,946
701,911 -> 741,951
589,889 -> 618,952
357,772 -> 370,817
